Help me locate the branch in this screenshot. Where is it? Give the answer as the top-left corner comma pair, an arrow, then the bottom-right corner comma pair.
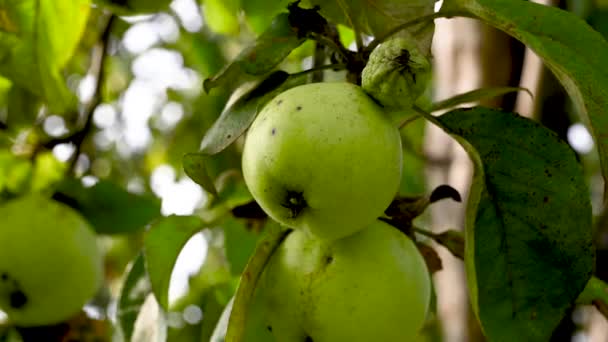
44,14 -> 116,171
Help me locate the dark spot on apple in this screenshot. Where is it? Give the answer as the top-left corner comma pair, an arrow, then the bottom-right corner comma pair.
271,128 -> 276,135
9,290 -> 27,309
543,196 -> 549,203
277,99 -> 283,105
227,134 -> 232,139
325,256 -> 333,265
1,272 -> 8,281
281,190 -> 307,218
267,325 -> 273,332
296,105 -> 302,111
304,336 -> 313,342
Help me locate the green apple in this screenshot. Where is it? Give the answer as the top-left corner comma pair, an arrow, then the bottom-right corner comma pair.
0,194 -> 103,326
362,34 -> 432,110
242,82 -> 402,241
245,220 -> 431,341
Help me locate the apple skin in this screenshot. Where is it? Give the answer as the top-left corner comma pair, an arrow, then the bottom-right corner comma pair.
0,194 -> 103,327
245,220 -> 431,341
242,82 -> 403,241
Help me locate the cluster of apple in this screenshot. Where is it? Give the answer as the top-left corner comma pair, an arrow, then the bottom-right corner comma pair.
0,195 -> 103,327
240,82 -> 431,341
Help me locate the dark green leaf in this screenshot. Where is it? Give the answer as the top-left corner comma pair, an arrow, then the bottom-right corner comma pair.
430,87 -> 532,112
203,13 -> 305,93
436,107 -> 594,341
183,153 -> 218,195
223,217 -> 259,275
0,0 -> 90,113
143,215 -> 205,311
200,70 -> 306,155
54,179 -> 161,235
444,0 -> 608,201
243,0 -> 291,34
116,254 -> 150,342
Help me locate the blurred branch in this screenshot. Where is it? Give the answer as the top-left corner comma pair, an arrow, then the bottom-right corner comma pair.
311,41 -> 327,82
44,14 -> 116,171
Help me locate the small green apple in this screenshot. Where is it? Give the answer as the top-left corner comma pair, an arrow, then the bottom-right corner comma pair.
245,220 -> 431,341
362,35 -> 432,110
0,194 -> 103,327
242,82 -> 402,241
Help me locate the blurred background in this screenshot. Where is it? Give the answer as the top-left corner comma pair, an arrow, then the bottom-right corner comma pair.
0,0 -> 607,341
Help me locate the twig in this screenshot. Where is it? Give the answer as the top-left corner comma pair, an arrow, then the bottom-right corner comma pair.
311,41 -> 326,82
44,14 -> 116,172
290,63 -> 347,78
398,114 -> 422,129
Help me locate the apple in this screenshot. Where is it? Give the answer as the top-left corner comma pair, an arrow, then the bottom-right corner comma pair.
242,82 -> 402,241
0,194 -> 103,326
245,220 -> 431,341
362,35 -> 432,110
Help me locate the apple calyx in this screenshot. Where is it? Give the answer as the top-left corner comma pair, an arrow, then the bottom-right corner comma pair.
281,190 -> 307,218
1,272 -> 27,310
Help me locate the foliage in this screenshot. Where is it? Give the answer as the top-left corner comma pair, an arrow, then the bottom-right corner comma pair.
0,0 -> 606,341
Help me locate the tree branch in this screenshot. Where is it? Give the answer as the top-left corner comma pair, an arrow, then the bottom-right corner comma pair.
44,14 -> 116,171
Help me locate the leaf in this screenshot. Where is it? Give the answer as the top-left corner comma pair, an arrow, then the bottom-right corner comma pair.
143,215 -> 205,311
306,0 -> 436,52
54,179 -> 161,235
443,0 -> 608,202
416,242 -> 443,274
435,107 -> 594,341
430,87 -> 532,112
183,153 -> 218,195
434,230 -> 465,260
203,0 -> 241,35
223,217 -> 260,275
203,13 -> 305,93
116,254 -> 151,342
200,70 -> 306,155
242,0 -> 291,34
225,224 -> 291,342
0,0 -> 90,113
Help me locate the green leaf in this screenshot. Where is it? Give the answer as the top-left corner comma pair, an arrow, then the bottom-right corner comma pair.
203,13 -> 305,93
183,152 -> 218,196
436,107 -> 594,341
443,0 -> 608,202
242,0 -> 291,34
430,87 -> 532,112
0,0 -> 90,113
223,217 -> 259,275
203,0 -> 241,35
116,254 -> 151,342
143,215 -> 205,311
306,0 -> 436,51
54,179 -> 161,235
225,224 -> 290,342
200,70 -> 306,155
31,152 -> 66,191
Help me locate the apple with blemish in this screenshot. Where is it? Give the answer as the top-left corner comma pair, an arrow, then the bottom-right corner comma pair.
242,82 -> 403,241
0,195 -> 103,327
